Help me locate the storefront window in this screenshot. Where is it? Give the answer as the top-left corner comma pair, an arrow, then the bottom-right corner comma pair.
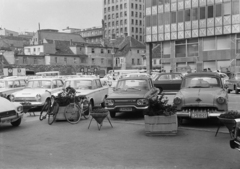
203,37 -> 216,51
176,40 -> 186,58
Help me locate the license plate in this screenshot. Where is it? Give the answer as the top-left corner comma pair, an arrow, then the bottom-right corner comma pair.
21,102 -> 31,106
119,108 -> 132,112
191,112 -> 208,119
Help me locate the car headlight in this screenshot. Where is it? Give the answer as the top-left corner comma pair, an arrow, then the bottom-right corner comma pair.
105,99 -> 114,106
136,99 -> 149,105
217,97 -> 225,104
10,95 -> 15,102
173,97 -> 182,105
36,94 -> 41,101
17,106 -> 23,112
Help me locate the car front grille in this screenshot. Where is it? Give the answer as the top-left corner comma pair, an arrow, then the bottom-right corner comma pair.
14,97 -> 36,102
114,99 -> 136,103
0,110 -> 17,118
181,107 -> 220,113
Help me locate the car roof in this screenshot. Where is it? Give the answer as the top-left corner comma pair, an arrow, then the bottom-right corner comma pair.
119,77 -> 150,80
1,77 -> 27,81
154,72 -> 182,75
184,72 -> 221,78
65,77 -> 99,81
29,78 -> 62,81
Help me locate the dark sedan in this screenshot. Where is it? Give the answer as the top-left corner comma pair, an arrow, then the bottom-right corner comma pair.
105,77 -> 159,118
153,73 -> 183,93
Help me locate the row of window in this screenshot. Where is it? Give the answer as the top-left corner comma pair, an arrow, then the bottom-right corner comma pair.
107,27 -> 144,34
107,19 -> 143,27
105,11 -> 144,20
146,0 -> 237,7
80,30 -> 103,37
132,58 -> 142,65
104,0 -> 144,5
146,2 -> 239,26
25,48 -> 41,53
150,35 -> 240,59
104,3 -> 144,13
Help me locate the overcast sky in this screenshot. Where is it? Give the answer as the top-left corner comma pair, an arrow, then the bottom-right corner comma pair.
0,0 -> 103,33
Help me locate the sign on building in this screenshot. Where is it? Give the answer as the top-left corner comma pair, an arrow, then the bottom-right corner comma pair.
3,68 -> 26,76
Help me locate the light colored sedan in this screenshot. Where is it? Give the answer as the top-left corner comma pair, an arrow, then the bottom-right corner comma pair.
0,97 -> 24,127
10,78 -> 64,112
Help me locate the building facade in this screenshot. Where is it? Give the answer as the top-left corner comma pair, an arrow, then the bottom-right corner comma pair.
103,0 -> 145,43
78,27 -> 104,44
145,0 -> 240,73
0,28 -> 19,36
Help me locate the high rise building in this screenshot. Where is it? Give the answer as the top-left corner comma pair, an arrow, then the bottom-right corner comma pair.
145,0 -> 240,73
102,0 -> 145,43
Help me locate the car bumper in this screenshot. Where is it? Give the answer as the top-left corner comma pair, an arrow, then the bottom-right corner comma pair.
0,113 -> 23,123
105,105 -> 149,112
177,111 -> 225,118
14,102 -> 44,112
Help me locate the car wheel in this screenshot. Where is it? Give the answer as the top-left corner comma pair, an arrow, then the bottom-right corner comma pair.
11,118 -> 21,127
109,111 -> 116,118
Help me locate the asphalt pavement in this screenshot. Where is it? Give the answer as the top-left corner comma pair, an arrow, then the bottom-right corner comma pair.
0,91 -> 240,169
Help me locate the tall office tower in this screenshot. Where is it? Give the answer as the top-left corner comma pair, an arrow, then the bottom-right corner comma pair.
102,0 -> 145,43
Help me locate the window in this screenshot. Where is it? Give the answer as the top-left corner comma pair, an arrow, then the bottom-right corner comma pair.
163,42 -> 170,58
92,58 -> 95,64
116,13 -> 119,18
216,4 -> 222,17
124,19 -> 127,24
223,2 -> 231,16
120,12 -> 123,17
187,39 -> 198,57
74,57 -> 77,64
217,35 -> 231,49
101,49 -> 104,53
208,6 -> 214,18
95,80 -> 102,88
92,48 -> 95,53
135,12 -> 138,17
124,3 -> 127,8
191,8 -> 198,20
140,20 -> 142,25
200,7 -> 206,19
171,12 -> 177,23
120,4 -> 123,9
139,12 -> 142,18
112,14 -> 115,19
135,4 -> 138,9
175,40 -> 186,58
164,12 -> 170,25
136,28 -> 138,33
20,80 -> 26,87
132,58 -> 135,65
203,37 -> 215,51
131,3 -> 134,8
132,19 -> 134,24
124,11 -> 127,16
232,0 -> 240,15
64,57 -> 67,63
139,5 -> 142,10
185,9 -> 190,21
131,11 -> 134,16
137,59 -> 140,65
101,58 -> 104,64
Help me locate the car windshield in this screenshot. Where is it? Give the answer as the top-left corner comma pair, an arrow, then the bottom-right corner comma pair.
0,80 -> 6,88
65,80 -> 92,89
27,80 -> 52,88
116,79 -> 149,91
183,76 -> 221,88
157,74 -> 182,81
6,81 -> 14,88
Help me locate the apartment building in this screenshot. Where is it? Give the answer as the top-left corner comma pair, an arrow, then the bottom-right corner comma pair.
145,0 -> 240,72
103,0 -> 145,43
78,27 -> 104,44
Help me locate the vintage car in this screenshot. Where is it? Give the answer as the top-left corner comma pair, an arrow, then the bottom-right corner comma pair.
153,73 -> 183,93
10,78 -> 64,112
0,97 -> 24,126
230,119 -> 240,151
64,77 -> 109,109
0,77 -> 27,100
174,72 -> 228,123
105,77 -> 159,118
225,72 -> 240,94
125,73 -> 150,78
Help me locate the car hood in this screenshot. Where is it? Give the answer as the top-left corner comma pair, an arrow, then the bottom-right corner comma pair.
108,90 -> 148,99
179,88 -> 225,106
13,88 -> 47,97
0,88 -> 12,93
0,97 -> 16,112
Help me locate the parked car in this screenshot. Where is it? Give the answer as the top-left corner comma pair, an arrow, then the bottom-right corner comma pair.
174,72 -> 228,123
225,72 -> 240,94
0,77 -> 27,100
64,77 -> 109,109
0,97 -> 24,127
230,119 -> 240,151
105,77 -> 159,118
10,78 -> 64,112
153,73 -> 183,93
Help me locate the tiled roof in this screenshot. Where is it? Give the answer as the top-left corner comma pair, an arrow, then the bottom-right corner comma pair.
55,41 -> 74,55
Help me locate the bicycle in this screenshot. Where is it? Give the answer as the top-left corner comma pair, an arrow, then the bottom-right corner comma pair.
39,94 -> 60,125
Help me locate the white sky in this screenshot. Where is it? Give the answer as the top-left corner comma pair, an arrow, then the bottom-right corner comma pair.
0,0 -> 103,33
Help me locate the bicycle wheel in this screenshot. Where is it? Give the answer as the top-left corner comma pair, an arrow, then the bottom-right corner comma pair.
82,100 -> 91,119
39,101 -> 50,121
48,102 -> 59,125
64,103 -> 81,124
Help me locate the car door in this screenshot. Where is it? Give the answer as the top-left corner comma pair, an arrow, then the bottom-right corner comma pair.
169,74 -> 182,91
95,79 -> 106,103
